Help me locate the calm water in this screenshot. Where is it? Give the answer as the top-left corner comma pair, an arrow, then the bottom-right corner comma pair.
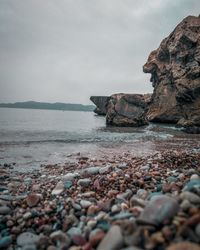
0,108 -> 199,170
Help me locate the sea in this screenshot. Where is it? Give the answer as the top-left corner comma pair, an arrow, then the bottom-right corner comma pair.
0,108 -> 200,171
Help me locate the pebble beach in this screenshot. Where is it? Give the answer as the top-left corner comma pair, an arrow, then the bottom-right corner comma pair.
0,148 -> 200,250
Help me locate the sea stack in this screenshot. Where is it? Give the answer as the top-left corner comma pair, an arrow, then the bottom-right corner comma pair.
106,93 -> 151,126
143,15 -> 200,128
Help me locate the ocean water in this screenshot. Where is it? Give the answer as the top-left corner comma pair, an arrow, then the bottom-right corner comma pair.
0,108 -> 199,170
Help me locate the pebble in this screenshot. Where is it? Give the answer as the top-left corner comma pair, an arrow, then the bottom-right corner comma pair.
183,179 -> 200,192
97,225 -> 124,250
0,205 -> 11,215
89,230 -> 105,247
138,195 -> 179,226
0,235 -> 12,248
81,167 -> 100,175
26,193 -> 40,207
17,232 -> 40,247
190,174 -> 199,181
77,178 -> 92,187
1,150 -> 200,250
99,165 -> 111,174
50,230 -> 71,246
64,180 -> 73,189
51,181 -> 65,195
136,189 -> 148,200
80,200 -> 92,208
180,191 -> 200,204
63,173 -> 79,181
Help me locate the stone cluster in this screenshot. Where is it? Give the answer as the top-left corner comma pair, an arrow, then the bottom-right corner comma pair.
0,149 -> 200,249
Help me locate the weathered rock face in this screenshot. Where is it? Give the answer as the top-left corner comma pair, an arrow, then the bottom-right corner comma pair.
106,93 -> 151,126
143,15 -> 200,126
90,96 -> 110,115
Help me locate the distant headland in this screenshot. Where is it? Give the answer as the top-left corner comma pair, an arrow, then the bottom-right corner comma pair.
0,101 -> 95,112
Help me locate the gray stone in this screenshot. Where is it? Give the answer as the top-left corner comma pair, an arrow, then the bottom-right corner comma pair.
190,174 -> 199,181
67,227 -> 82,238
51,181 -> 64,195
180,191 -> 200,204
17,232 -> 40,247
136,189 -> 149,200
0,194 -> 26,201
80,200 -> 92,208
130,197 -> 146,208
81,167 -> 100,175
0,205 -> 11,215
97,225 -> 124,250
99,165 -> 112,174
112,212 -> 133,221
137,195 -> 179,226
50,230 -> 71,246
77,178 -> 91,187
62,173 -> 79,181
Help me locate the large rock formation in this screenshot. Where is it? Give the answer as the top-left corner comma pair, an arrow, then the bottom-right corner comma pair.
90,96 -> 110,115
143,15 -> 200,127
106,93 -> 151,126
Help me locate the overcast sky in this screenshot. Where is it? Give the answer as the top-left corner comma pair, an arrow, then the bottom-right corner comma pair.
0,0 -> 199,104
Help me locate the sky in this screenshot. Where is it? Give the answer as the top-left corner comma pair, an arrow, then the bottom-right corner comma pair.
0,0 -> 199,104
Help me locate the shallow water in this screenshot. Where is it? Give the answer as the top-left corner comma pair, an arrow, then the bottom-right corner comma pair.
0,108 -> 199,169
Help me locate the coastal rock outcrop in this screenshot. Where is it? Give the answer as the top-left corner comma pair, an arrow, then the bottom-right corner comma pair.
143,15 -> 200,127
90,96 -> 110,115
106,93 -> 151,126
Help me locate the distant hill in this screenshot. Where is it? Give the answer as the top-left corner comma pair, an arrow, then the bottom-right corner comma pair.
0,101 -> 95,112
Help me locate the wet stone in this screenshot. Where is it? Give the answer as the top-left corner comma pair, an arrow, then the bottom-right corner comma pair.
137,195 -> 179,226
97,225 -> 124,250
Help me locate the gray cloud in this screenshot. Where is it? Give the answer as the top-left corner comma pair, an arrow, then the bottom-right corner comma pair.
0,0 -> 199,104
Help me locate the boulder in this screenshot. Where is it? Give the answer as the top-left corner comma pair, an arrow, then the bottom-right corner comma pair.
143,15 -> 200,128
90,96 -> 110,115
106,93 -> 151,126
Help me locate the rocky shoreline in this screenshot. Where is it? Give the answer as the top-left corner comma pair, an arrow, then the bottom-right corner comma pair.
90,15 -> 200,132
0,149 -> 200,250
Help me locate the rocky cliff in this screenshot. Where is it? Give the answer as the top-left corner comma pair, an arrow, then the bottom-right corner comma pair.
106,93 -> 151,126
143,15 -> 200,127
90,96 -> 110,115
